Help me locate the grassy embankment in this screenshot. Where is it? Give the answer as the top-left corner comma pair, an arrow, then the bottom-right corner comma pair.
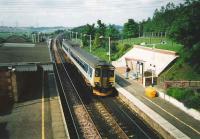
82,37 -> 200,109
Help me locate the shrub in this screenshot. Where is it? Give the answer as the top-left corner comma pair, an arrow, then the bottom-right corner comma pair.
184,95 -> 200,109
167,87 -> 200,109
167,87 -> 193,101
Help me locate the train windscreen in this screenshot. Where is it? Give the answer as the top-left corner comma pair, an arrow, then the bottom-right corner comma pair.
95,68 -> 100,77
102,69 -> 114,77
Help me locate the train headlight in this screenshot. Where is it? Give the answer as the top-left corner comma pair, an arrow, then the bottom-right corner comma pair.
109,82 -> 114,86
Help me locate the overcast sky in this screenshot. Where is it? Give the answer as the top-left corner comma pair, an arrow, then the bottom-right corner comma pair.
0,0 -> 184,27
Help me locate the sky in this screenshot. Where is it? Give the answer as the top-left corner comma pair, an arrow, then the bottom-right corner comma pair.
0,0 -> 184,27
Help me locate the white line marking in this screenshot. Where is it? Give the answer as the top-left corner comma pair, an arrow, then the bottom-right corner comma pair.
42,71 -> 45,139
143,96 -> 200,136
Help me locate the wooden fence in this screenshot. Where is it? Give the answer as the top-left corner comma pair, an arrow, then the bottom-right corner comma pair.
164,80 -> 200,89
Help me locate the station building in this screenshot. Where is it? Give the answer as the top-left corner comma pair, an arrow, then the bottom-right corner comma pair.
0,42 -> 52,104
112,45 -> 178,86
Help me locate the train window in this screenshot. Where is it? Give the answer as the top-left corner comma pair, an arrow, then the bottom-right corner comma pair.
95,68 -> 100,77
102,69 -> 108,77
84,63 -> 88,72
108,70 -> 114,77
88,67 -> 92,78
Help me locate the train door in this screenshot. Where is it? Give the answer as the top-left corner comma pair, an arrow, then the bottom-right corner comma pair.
101,68 -> 109,88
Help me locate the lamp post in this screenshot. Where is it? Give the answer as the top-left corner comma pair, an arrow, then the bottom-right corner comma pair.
99,36 -> 111,62
84,34 -> 92,53
150,64 -> 156,86
68,31 -> 71,39
71,31 -> 74,40
75,32 -> 78,41
150,44 -> 156,86
137,61 -> 144,84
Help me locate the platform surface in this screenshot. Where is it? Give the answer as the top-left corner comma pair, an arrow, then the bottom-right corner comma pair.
0,72 -> 67,139
116,73 -> 200,138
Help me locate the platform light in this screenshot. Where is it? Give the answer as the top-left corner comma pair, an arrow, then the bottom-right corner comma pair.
83,34 -> 92,53
99,36 -> 111,62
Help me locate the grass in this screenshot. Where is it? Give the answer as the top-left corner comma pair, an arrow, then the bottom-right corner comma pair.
118,37 -> 183,53
84,46 -> 109,61
160,62 -> 200,81
82,37 -> 183,62
167,87 -> 200,109
159,46 -> 200,81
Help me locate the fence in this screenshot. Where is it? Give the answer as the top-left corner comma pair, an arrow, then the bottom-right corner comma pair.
164,80 -> 200,89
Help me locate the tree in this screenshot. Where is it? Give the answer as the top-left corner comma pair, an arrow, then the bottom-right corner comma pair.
106,24 -> 120,40
93,33 -> 101,48
72,24 -> 96,47
96,20 -> 106,37
169,0 -> 200,47
123,19 -> 139,39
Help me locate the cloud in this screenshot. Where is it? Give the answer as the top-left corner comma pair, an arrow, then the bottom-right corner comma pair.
0,0 -> 184,27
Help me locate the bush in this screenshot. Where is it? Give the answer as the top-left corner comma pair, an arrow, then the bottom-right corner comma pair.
184,95 -> 200,109
167,88 -> 193,101
111,42 -> 118,52
167,87 -> 200,109
167,88 -> 189,101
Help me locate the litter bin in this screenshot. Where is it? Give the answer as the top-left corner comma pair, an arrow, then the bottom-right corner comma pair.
145,86 -> 157,98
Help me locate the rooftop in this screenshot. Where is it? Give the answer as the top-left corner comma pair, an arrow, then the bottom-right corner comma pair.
112,45 -> 178,76
0,43 -> 51,66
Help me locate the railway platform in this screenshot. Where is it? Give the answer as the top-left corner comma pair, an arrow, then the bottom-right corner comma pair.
0,71 -> 68,139
116,73 -> 200,138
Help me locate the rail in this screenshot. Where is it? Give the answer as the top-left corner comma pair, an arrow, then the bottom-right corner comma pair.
53,39 -> 102,139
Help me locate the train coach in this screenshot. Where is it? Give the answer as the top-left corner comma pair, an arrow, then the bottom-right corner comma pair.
62,40 -> 115,96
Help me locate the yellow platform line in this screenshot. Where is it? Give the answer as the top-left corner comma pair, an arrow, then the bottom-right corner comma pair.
42,72 -> 45,139
143,96 -> 200,136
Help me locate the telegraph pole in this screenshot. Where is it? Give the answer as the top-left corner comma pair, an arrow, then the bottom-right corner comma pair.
139,24 -> 141,38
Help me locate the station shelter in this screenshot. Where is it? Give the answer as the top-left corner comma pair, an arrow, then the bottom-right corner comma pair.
112,45 -> 178,87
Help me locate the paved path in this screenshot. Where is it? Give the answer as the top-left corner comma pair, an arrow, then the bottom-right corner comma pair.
116,74 -> 200,139
0,71 -> 67,139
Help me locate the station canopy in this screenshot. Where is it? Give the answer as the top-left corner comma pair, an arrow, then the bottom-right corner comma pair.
112,45 -> 178,76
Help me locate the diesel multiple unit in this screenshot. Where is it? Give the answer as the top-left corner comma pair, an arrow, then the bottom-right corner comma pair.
62,40 -> 115,96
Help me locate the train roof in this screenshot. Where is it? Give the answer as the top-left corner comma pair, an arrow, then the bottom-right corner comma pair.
63,40 -> 113,68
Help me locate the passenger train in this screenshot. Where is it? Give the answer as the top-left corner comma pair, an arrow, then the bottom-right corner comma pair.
62,40 -> 115,96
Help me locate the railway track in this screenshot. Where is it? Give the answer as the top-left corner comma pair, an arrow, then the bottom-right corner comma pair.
55,38 -> 162,139
52,40 -> 101,139
99,97 -> 161,138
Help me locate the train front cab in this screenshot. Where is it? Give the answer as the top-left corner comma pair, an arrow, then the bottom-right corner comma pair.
93,65 -> 115,96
